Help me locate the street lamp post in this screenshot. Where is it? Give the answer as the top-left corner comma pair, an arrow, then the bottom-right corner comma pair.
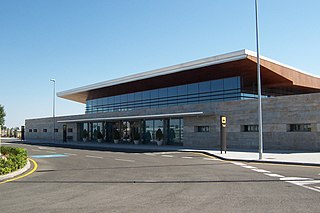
50,79 -> 56,143
255,0 -> 263,160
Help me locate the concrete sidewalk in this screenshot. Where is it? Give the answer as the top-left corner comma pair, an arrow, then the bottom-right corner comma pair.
8,139 -> 320,166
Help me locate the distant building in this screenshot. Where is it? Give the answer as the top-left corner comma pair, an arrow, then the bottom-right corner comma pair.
25,50 -> 320,151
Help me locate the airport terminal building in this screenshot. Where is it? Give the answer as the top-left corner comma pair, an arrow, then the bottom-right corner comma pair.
25,50 -> 320,151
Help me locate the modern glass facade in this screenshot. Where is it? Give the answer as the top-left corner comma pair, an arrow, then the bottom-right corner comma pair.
79,118 -> 183,145
86,76 -> 243,113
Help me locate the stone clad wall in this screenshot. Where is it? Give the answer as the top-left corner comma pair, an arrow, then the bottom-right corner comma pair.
184,93 -> 320,151
25,93 -> 320,151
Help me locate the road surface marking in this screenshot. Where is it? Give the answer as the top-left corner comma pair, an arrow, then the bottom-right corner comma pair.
37,147 -> 56,150
31,149 -> 41,152
31,154 -> 67,158
156,152 -> 180,155
232,162 -> 246,166
162,155 -> 174,158
85,155 -> 103,159
280,177 -> 311,181
64,153 -> 77,156
182,156 -> 193,159
251,169 -> 270,173
0,158 -> 38,185
241,165 -> 257,169
285,179 -> 320,193
115,158 -> 135,162
144,153 -> 155,156
46,151 -> 57,154
288,180 -> 320,186
264,173 -> 284,178
203,158 -> 218,161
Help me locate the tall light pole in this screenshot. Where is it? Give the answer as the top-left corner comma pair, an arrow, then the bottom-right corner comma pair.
50,79 -> 56,143
255,0 -> 263,160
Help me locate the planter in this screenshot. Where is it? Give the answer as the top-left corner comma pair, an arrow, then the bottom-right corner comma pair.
156,140 -> 163,146
134,140 -> 139,145
114,139 -> 119,144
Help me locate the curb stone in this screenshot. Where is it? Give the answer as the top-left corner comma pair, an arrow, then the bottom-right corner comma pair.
0,159 -> 31,181
188,150 -> 320,167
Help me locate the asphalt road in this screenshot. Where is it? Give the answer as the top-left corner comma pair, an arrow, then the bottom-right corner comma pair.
1,142 -> 320,213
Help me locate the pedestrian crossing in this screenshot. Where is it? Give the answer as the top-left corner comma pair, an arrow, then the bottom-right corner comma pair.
231,161 -> 320,193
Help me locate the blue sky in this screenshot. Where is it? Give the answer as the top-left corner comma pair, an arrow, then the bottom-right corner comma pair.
1,0 -> 319,128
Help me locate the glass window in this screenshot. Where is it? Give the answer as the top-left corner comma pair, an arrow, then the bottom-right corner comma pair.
43,129 -> 47,132
196,126 -> 209,132
199,81 -> 211,93
211,79 -> 223,91
168,86 -> 177,97
128,93 -> 134,102
188,83 -> 198,94
114,95 -> 121,104
158,88 -> 167,107
145,120 -> 154,142
289,124 -> 311,132
134,92 -> 142,101
242,125 -> 259,132
150,89 -> 158,108
120,94 -> 128,103
224,77 -> 239,90
177,85 -> 187,96
158,88 -> 168,98
142,91 -> 150,100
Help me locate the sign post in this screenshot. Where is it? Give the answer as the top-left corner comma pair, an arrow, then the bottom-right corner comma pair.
220,116 -> 227,154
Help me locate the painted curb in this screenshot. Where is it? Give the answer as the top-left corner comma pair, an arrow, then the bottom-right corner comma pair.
0,159 -> 31,181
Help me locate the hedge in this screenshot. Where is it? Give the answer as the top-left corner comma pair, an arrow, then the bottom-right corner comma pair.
0,146 -> 28,175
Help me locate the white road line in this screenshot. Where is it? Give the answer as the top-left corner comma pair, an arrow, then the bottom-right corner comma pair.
162,155 -> 174,158
286,180 -> 320,193
280,177 -> 311,181
155,152 -> 180,155
38,147 -> 56,150
251,169 -> 270,173
182,156 -> 193,159
241,165 -> 257,169
264,173 -> 285,178
315,186 -> 320,189
115,158 -> 135,162
85,155 -> 103,159
31,149 -> 41,152
46,151 -> 57,154
203,158 -> 218,161
288,180 -> 320,186
144,153 -> 155,156
232,162 -> 246,166
64,153 -> 77,156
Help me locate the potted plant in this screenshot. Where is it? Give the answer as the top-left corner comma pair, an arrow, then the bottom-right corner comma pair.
81,129 -> 89,142
155,128 -> 163,146
113,129 -> 120,144
133,132 -> 140,145
97,131 -> 103,143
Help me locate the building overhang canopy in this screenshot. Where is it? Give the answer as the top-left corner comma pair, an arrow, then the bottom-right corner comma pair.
57,111 -> 204,123
57,49 -> 320,103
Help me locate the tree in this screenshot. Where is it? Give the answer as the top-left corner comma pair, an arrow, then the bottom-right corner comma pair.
0,105 -> 5,126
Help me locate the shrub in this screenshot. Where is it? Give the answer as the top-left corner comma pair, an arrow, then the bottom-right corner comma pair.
0,146 -> 28,175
